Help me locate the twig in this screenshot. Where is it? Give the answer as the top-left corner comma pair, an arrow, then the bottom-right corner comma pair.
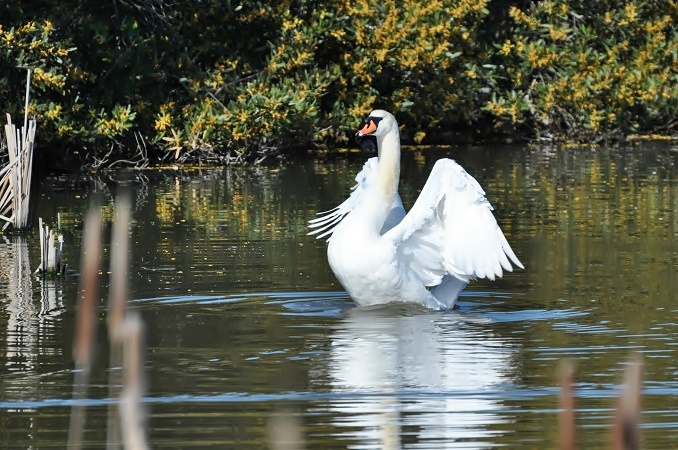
212,72 -> 259,96
204,89 -> 230,112
92,143 -> 116,170
100,133 -> 149,170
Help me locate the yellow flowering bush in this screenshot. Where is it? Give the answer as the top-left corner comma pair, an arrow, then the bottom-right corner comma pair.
156,0 -> 493,159
0,15 -> 140,150
1,0 -> 676,166
485,0 -> 678,141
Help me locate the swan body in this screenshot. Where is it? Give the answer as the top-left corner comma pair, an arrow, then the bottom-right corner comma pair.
309,110 -> 523,309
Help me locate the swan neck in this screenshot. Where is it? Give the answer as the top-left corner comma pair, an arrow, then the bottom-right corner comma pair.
376,129 -> 401,201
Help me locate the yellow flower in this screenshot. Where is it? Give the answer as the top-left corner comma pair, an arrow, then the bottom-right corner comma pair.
510,103 -> 519,122
589,110 -> 602,131
33,67 -> 66,89
509,6 -> 538,28
624,4 -> 638,23
486,101 -> 507,116
154,113 -> 172,132
331,28 -> 346,40
57,124 -> 73,136
281,16 -> 303,32
549,27 -> 568,41
500,40 -> 514,55
604,11 -> 613,24
375,48 -> 388,63
413,131 -> 426,144
45,104 -> 62,120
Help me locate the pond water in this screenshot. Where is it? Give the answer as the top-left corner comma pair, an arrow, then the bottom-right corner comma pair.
0,143 -> 677,448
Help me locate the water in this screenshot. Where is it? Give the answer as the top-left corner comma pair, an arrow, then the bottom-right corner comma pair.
0,143 -> 677,448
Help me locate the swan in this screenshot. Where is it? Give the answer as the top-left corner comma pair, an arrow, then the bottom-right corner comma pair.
309,110 -> 523,309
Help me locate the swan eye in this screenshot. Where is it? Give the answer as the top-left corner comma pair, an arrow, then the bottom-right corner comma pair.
358,116 -> 383,135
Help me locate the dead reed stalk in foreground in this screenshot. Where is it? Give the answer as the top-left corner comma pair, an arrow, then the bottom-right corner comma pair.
120,313 -> 148,449
559,357 -> 643,450
559,361 -> 577,450
68,207 -> 102,447
611,357 -> 643,450
69,194 -> 149,449
267,413 -> 307,450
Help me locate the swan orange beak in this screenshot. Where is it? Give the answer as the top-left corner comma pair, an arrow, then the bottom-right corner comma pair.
357,121 -> 377,136
356,116 -> 383,137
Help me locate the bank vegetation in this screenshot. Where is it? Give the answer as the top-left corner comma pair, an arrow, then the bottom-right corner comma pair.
1,0 -> 676,167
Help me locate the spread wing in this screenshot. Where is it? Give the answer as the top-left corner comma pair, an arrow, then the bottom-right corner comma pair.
383,159 -> 523,285
308,157 -> 405,240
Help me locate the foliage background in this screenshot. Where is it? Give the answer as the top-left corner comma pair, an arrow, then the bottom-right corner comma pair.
1,0 -> 676,165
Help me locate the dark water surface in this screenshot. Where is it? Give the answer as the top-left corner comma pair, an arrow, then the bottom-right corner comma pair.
0,143 -> 677,448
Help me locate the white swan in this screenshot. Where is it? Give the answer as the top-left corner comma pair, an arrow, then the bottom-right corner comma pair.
309,110 -> 523,309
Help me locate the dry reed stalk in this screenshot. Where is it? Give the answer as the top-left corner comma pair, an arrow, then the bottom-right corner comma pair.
104,191 -> 149,449
2,114 -> 18,231
68,207 -> 103,447
0,69 -> 35,230
106,341 -> 124,450
558,357 -> 643,450
267,413 -> 307,450
120,313 -> 149,450
611,356 -> 643,450
36,217 -> 64,275
558,361 -> 577,450
109,193 -> 131,341
106,192 -> 131,449
23,70 -> 30,139
0,172 -> 12,216
69,194 -> 150,449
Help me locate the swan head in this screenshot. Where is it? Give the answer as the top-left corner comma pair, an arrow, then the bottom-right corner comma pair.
356,110 -> 397,138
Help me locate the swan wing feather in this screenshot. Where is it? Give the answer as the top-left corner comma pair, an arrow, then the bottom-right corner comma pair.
308,157 -> 379,240
384,159 -> 523,285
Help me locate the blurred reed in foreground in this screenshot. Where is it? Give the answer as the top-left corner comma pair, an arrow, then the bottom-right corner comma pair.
68,192 -> 148,449
559,357 -> 643,450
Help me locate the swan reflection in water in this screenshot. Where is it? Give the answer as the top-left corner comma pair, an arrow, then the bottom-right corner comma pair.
316,305 -> 517,449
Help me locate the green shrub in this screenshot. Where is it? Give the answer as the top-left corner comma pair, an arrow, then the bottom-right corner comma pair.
1,0 -> 676,166
485,0 -> 678,140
